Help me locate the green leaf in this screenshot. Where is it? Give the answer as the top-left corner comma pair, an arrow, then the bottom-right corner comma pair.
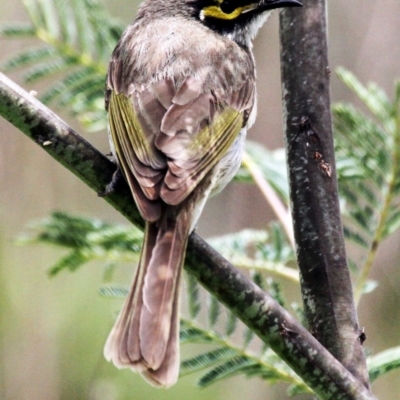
384,207 -> 400,237
24,58 -> 70,82
0,24 -> 36,37
335,68 -> 400,301
17,209 -> 309,391
40,67 -> 102,103
23,0 -> 46,29
342,226 -> 369,248
180,347 -> 237,376
18,212 -> 143,274
208,228 -> 296,282
209,229 -> 269,260
267,278 -> 285,308
251,271 -> 265,290
196,356 -> 254,388
2,47 -> 56,71
336,67 -> 392,129
208,293 -> 221,329
242,326 -> 255,349
225,311 -> 238,337
41,0 -> 60,38
287,383 -> 311,396
179,323 -> 214,345
70,0 -> 94,53
2,0 -> 117,131
56,76 -> 104,107
368,347 -> 400,382
47,250 -> 88,276
186,273 -> 201,319
98,285 -> 129,298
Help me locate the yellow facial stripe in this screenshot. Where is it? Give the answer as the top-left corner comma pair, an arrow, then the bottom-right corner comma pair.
202,4 -> 256,20
202,5 -> 242,20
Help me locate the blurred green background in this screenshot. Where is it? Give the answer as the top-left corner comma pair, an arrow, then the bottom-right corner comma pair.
1,0 -> 400,399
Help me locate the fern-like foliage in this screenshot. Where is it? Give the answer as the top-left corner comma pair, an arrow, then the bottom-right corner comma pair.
18,211 -> 307,393
180,318 -> 307,392
180,274 -> 308,393
333,68 -> 400,298
18,211 -> 143,276
0,0 -> 124,130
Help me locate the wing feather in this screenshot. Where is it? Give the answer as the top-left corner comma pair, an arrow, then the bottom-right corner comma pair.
161,109 -> 243,204
107,74 -> 255,217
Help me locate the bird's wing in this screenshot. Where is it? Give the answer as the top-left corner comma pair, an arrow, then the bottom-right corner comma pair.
107,74 -> 255,221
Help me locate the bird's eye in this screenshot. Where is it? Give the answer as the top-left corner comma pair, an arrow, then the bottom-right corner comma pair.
220,0 -> 237,14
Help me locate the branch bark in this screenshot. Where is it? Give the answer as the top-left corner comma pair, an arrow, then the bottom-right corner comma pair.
279,0 -> 370,388
0,73 -> 375,399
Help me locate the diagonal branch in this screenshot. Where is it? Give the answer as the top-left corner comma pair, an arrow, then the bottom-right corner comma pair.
0,73 -> 375,399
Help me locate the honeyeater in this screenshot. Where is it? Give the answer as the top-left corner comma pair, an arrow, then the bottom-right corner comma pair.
104,0 -> 301,388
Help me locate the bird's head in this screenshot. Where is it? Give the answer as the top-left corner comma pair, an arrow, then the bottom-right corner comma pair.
136,0 -> 301,46
195,0 -> 302,44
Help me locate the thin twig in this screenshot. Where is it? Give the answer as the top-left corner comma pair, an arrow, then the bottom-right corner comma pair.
242,151 -> 295,248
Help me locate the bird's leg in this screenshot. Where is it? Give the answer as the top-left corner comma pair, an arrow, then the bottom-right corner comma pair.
98,167 -> 124,197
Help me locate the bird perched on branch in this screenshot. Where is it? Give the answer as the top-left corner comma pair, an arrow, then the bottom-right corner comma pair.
104,0 -> 301,388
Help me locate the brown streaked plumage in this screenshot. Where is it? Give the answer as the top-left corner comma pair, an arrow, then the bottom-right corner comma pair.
104,0 -> 302,388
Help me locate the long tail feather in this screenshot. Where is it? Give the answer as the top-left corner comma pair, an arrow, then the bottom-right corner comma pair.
104,210 -> 189,387
141,263 -> 182,387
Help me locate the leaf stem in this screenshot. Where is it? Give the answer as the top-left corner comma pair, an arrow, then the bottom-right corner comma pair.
233,260 -> 299,282
242,152 -> 295,248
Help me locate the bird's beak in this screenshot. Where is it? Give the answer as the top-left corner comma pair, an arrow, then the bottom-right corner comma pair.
260,0 -> 303,10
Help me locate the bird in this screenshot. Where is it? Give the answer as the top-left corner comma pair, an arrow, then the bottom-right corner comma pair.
103,0 -> 302,388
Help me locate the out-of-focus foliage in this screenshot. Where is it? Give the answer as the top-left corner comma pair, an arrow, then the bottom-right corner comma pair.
207,226 -> 297,282
3,0 -> 400,393
333,68 -> 400,300
18,211 -> 142,276
235,143 -> 289,202
19,212 -> 304,393
368,346 -> 400,382
0,0 -> 124,130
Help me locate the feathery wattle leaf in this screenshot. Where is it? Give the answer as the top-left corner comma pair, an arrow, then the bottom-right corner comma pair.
1,0 -> 123,130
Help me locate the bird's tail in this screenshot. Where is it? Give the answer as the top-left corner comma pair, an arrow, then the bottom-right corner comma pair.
104,210 -> 190,387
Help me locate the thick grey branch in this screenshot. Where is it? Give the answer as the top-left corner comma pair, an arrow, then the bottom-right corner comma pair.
279,0 -> 370,389
0,73 -> 375,399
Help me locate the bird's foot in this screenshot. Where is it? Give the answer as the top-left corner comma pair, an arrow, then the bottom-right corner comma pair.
98,168 -> 124,197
